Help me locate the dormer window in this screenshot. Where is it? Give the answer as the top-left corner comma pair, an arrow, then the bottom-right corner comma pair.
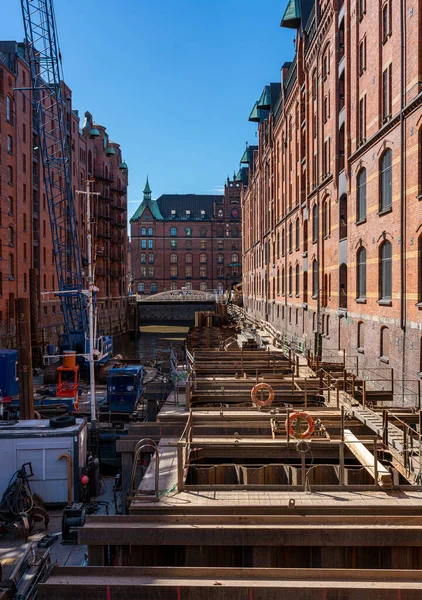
218,209 -> 223,218
186,210 -> 191,219
201,210 -> 206,219
171,209 -> 176,219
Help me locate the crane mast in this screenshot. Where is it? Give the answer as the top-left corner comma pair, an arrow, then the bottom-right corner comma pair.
21,0 -> 88,351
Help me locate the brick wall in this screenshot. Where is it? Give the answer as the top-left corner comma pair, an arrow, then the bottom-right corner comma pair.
242,0 -> 422,402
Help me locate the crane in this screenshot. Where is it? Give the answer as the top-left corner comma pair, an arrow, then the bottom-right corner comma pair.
20,0 -> 111,363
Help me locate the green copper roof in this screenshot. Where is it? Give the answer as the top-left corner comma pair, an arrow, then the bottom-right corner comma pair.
236,168 -> 243,182
240,145 -> 250,164
130,198 -> 163,223
144,176 -> 152,195
89,128 -> 100,137
249,101 -> 261,122
119,161 -> 128,170
257,86 -> 271,110
281,0 -> 301,28
106,146 -> 116,156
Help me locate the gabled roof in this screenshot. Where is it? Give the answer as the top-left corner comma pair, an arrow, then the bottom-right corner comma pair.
130,198 -> 164,222
156,194 -> 221,220
130,194 -> 224,223
281,0 -> 314,30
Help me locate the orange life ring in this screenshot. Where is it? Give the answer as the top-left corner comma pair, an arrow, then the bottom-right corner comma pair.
285,411 -> 315,439
251,383 -> 275,408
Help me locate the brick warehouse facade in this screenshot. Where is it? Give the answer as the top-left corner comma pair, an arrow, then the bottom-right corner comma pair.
0,42 -> 129,350
130,177 -> 242,295
241,0 -> 422,400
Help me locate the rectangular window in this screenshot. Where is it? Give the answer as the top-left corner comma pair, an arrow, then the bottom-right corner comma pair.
200,240 -> 207,249
185,266 -> 192,277
23,153 -> 26,172
23,123 -> 26,143
170,239 -> 177,249
140,267 -> 146,277
200,266 -> 207,278
141,240 -> 147,249
148,266 -> 154,277
170,266 -> 178,278
6,97 -> 12,123
359,38 -> 366,75
382,65 -> 392,121
359,95 -> 366,143
23,243 -> 27,261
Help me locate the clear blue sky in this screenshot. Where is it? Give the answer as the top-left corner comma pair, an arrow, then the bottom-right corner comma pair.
1,0 -> 295,217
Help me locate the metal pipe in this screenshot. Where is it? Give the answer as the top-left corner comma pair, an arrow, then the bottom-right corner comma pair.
59,453 -> 72,505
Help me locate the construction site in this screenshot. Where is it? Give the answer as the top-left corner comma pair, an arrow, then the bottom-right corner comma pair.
0,306 -> 414,599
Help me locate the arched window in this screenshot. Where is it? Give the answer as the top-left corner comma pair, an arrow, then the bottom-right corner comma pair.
277,232 -> 280,258
8,227 -> 14,246
148,253 -> 154,264
200,227 -> 207,237
8,254 -> 14,277
296,218 -> 300,250
150,282 -> 158,293
357,168 -> 367,221
312,205 -> 318,242
217,227 -> 224,238
281,228 -> 285,256
231,253 -> 239,263
303,220 -> 308,252
357,321 -> 365,351
200,253 -> 207,264
185,227 -> 192,237
137,282 -> 145,293
379,240 -> 392,301
148,227 -> 153,236
339,263 -> 348,309
185,253 -> 192,264
322,200 -> 329,237
7,166 -> 13,185
357,247 -> 366,300
140,253 -> 146,264
289,223 -> 293,252
296,264 -> 300,296
170,227 -> 177,236
339,194 -> 347,239
141,227 -> 146,236
380,326 -> 390,360
277,269 -> 280,295
380,149 -> 392,211
8,197 -> 13,215
303,271 -> 308,303
312,260 -> 318,297
289,266 -> 293,295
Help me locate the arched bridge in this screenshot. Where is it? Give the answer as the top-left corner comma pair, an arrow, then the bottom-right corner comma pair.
135,289 -> 218,303
134,289 -> 218,322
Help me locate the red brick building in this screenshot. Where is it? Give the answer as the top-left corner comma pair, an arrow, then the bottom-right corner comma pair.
0,41 -> 129,349
130,177 -> 242,294
241,0 -> 422,397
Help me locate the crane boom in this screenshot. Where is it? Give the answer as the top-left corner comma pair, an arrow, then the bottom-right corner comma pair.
21,0 -> 88,349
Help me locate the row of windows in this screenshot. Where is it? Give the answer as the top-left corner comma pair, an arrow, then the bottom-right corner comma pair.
271,240 -> 394,305
168,253 -> 239,265
169,226 -> 240,238
141,228 -> 154,236
169,240 -> 235,251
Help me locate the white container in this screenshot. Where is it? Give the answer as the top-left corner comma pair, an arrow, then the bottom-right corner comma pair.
0,419 -> 87,504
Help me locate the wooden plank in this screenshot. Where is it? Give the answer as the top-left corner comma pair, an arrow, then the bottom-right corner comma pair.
344,429 -> 392,488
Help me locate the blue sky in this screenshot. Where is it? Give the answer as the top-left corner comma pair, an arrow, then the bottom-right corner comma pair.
1,0 -> 295,217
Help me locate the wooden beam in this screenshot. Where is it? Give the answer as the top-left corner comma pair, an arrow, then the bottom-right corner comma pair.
344,429 -> 392,488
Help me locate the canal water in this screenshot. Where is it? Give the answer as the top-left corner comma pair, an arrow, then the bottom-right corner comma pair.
113,323 -> 190,364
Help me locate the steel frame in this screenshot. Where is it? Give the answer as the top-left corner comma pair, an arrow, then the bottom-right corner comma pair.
21,0 -> 87,343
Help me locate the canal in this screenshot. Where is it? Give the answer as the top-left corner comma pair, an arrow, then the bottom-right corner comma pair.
113,323 -> 190,364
